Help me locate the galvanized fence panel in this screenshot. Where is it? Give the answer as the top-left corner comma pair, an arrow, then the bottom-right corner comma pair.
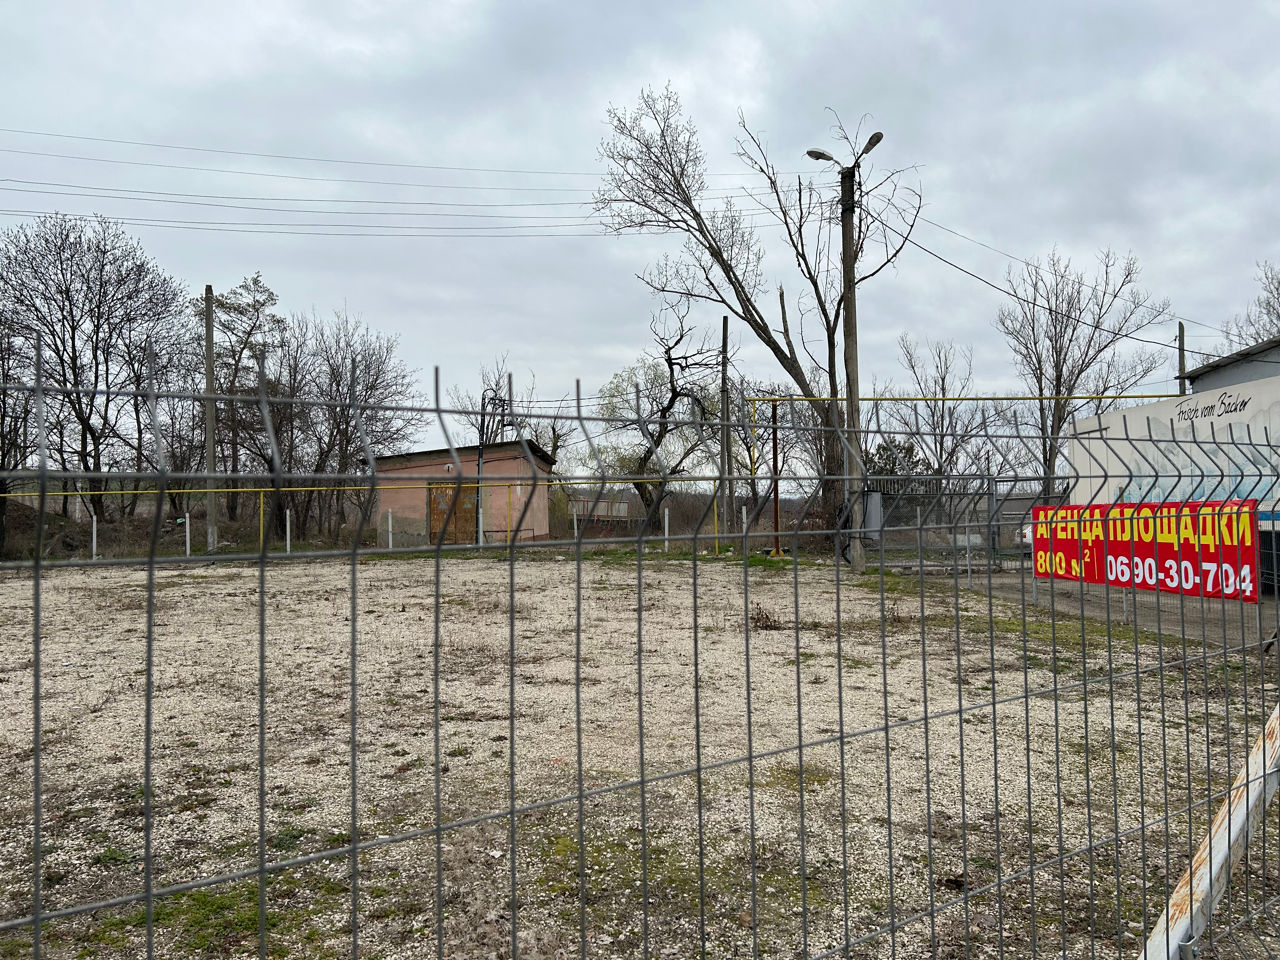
1,375 -> 1279,958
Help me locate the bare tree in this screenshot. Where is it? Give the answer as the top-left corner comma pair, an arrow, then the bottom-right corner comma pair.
594,85 -> 921,538
302,309 -> 426,538
595,310 -> 721,523
995,248 -> 1169,495
115,305 -> 199,516
0,214 -> 185,520
449,355 -> 577,464
518,396 -> 576,466
1219,261 -> 1280,351
0,308 -> 35,553
884,334 -> 985,477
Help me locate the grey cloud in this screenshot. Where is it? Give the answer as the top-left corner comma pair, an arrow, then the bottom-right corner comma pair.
2,0 -> 1277,409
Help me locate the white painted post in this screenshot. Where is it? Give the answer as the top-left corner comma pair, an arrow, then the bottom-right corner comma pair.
571,507 -> 578,539
966,526 -> 973,590
184,513 -> 190,557
1141,702 -> 1280,959
664,507 -> 670,553
91,514 -> 97,561
285,509 -> 291,554
741,505 -> 747,538
387,509 -> 394,550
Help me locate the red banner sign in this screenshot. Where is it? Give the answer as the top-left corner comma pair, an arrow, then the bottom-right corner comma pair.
1031,500 -> 1260,603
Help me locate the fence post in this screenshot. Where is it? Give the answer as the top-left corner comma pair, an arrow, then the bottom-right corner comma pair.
286,508 -> 291,554
91,514 -> 97,561
184,513 -> 190,557
713,497 -> 719,555
664,507 -> 669,554
388,509 -> 393,550
741,505 -> 747,540
966,525 -> 973,590
258,490 -> 264,550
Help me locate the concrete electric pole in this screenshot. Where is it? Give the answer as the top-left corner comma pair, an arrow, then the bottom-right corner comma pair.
806,131 -> 882,572
204,284 -> 218,553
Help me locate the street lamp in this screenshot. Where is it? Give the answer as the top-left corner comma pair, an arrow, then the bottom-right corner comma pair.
806,131 -> 883,571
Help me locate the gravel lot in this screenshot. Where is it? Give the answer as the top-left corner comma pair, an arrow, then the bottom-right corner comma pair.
1,551 -> 1275,958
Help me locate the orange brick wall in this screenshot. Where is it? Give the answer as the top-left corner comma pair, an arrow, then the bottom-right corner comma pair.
374,447 -> 552,544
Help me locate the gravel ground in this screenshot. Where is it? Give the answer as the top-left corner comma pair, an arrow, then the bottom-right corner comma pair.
1,551 -> 1278,958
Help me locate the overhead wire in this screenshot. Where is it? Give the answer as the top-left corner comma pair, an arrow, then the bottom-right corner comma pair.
0,206 -> 798,239
727,176 -> 1238,352
0,129 -> 1252,360
0,178 -> 598,211
0,182 -> 782,227
0,125 -> 812,178
0,208 -> 602,238
914,214 -> 1228,338
0,146 -> 793,198
862,207 -> 1224,361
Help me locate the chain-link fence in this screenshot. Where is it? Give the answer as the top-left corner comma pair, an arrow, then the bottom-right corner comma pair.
2,373 -> 1279,959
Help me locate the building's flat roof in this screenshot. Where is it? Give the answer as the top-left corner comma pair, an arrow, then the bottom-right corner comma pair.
1185,334 -> 1280,382
375,439 -> 556,469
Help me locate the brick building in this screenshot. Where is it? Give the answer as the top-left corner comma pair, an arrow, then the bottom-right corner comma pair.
374,440 -> 556,545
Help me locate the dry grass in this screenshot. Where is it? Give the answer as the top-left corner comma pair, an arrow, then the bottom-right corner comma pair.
0,553 -> 1277,958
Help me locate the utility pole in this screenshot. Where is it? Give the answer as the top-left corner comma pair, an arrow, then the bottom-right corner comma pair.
1178,321 -> 1187,395
203,284 -> 218,553
808,134 -> 881,572
838,165 -> 864,568
720,315 -> 730,540
838,135 -> 881,573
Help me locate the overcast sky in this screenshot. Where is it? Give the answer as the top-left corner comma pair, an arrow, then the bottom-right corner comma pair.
3,0 -> 1278,423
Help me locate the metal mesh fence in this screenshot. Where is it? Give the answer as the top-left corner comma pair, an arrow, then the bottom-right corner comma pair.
2,372 -> 1280,959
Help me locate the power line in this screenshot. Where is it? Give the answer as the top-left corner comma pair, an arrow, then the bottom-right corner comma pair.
914,214 -> 1227,338
0,146 -> 783,197
0,125 -> 813,179
0,206 -> 793,239
0,182 -> 781,226
0,148 -> 1250,364
0,186 -> 597,221
0,147 -> 598,192
0,178 -> 595,209
862,208 -> 1222,360
0,209 -> 607,239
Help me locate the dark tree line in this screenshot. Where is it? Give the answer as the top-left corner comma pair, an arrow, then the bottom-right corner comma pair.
194,273 -> 426,541
0,214 -> 424,552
